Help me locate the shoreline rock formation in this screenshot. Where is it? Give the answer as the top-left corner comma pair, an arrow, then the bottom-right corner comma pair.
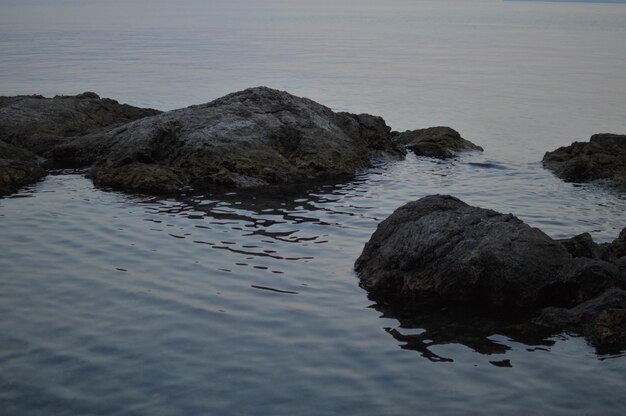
0,140 -> 45,196
0,92 -> 161,156
392,126 -> 483,159
536,287 -> 626,353
0,89 -> 485,197
543,133 -> 626,190
0,92 -> 161,195
355,195 -> 626,352
51,87 -> 406,193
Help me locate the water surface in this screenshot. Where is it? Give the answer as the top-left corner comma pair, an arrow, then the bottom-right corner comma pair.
1,157 -> 625,415
1,0 -> 626,414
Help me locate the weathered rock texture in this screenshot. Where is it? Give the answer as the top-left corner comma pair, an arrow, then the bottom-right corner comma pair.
356,195 -> 624,309
392,126 -> 482,159
557,229 -> 626,264
543,133 -> 626,190
0,140 -> 45,196
52,87 -> 405,193
556,232 -> 606,260
607,227 -> 626,262
355,195 -> 626,351
536,288 -> 626,353
0,92 -> 161,156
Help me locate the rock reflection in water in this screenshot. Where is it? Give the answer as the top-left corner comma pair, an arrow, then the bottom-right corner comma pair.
371,298 -> 557,365
2,163 -> 625,415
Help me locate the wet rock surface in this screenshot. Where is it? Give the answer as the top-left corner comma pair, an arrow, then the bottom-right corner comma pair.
355,195 -> 616,309
542,133 -> 626,190
536,288 -> 626,353
52,87 -> 405,193
0,92 -> 159,195
0,140 -> 45,196
392,126 -> 483,159
355,194 -> 626,352
0,92 -> 161,156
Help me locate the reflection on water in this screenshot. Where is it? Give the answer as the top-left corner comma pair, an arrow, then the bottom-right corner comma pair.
1,152 -> 624,415
371,298 -> 556,364
2,0 -> 626,412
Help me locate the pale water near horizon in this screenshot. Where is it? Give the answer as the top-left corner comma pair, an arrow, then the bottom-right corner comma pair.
1,0 -> 626,415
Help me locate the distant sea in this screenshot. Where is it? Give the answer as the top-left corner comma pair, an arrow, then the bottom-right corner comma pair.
511,0 -> 626,3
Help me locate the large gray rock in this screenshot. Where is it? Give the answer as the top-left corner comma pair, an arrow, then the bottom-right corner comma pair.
51,87 -> 405,193
0,92 -> 161,156
392,126 -> 482,159
542,133 -> 626,190
0,140 -> 45,196
355,195 -> 623,310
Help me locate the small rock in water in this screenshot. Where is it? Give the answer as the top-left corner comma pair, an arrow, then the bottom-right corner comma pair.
542,133 -> 626,190
355,194 -> 626,353
392,126 -> 483,159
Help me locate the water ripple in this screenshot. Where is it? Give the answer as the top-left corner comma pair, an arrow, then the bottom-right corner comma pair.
1,143 -> 625,416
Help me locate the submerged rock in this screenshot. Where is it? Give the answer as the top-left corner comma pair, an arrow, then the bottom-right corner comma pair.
536,288 -> 626,353
392,126 -> 482,159
0,140 -> 45,196
542,133 -> 626,190
0,92 -> 161,156
52,87 -> 405,193
355,194 -> 626,352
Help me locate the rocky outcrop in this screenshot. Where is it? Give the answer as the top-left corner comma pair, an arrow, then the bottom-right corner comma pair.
536,288 -> 626,353
557,229 -> 626,264
392,126 -> 482,159
556,232 -> 606,260
542,133 -> 626,190
0,92 -> 159,195
0,92 -> 161,156
0,140 -> 45,196
51,87 -> 405,193
607,227 -> 626,262
355,195 -> 626,352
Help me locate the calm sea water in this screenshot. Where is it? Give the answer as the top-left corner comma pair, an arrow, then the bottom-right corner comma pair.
1,0 -> 626,415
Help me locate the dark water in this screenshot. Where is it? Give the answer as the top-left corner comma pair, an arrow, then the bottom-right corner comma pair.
1,156 -> 625,415
2,0 -> 626,414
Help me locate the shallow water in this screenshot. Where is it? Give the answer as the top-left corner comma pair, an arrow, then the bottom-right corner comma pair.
1,157 -> 625,415
1,0 -> 626,414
